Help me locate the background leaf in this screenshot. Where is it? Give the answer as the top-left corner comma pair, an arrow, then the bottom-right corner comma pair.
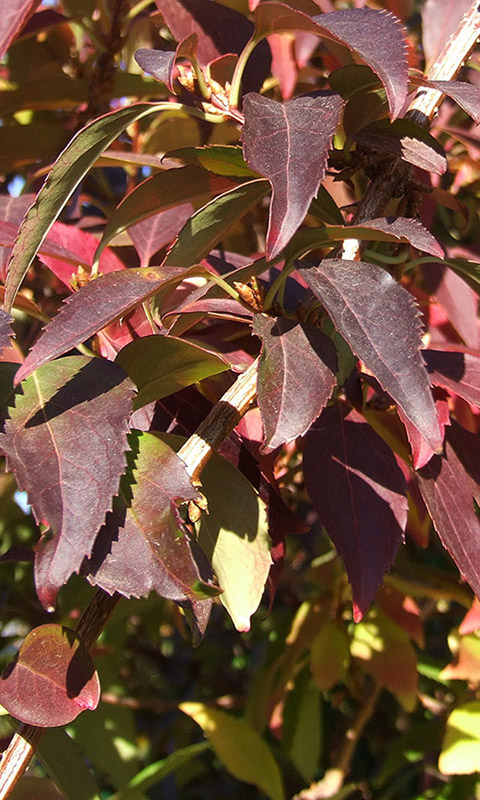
0,0 -> 41,60
1,356 -> 134,609
439,702 -> 480,775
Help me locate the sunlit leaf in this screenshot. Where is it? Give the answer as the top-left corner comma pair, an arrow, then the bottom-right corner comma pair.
0,0 -> 41,59
135,34 -> 198,93
439,702 -> 480,775
354,118 -> 447,173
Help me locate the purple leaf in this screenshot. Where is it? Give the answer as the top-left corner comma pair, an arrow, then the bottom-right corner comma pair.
242,92 -> 344,259
304,403 -> 408,620
0,0 -> 41,60
0,309 -> 13,352
354,118 -> 447,174
135,34 -> 198,93
299,259 -> 443,452
354,217 -> 443,257
424,348 -> 480,406
0,194 -> 35,280
254,314 -> 337,452
254,3 -> 408,119
416,422 -> 480,598
129,203 -> 194,268
14,266 -> 186,384
84,431 -> 213,643
425,80 -> 480,125
0,356 -> 135,610
0,624 -> 100,727
155,0 -> 270,93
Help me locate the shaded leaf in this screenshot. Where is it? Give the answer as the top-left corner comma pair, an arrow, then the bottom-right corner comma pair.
117,742 -> 210,800
0,624 -> 100,726
84,431 -> 213,643
1,356 -> 134,610
242,93 -> 343,260
425,80 -> 480,125
310,622 -> 350,690
459,597 -> 480,636
14,266 -> 186,384
0,310 -> 14,353
354,118 -> 447,174
4,101 -> 173,311
129,204 -> 194,268
0,0 -> 41,60
299,259 -> 443,451
416,422 -> 480,600
351,612 -> 417,710
424,349 -> 480,406
304,403 -> 408,620
254,314 -> 337,452
422,263 -> 478,349
398,387 -> 450,470
440,633 -> 480,681
439,702 -> 480,775
94,166 -> 233,266
135,34 -> 198,93
282,672 -> 321,784
165,179 -> 269,267
36,728 -> 101,800
116,334 -> 229,410
180,702 -> 284,800
0,194 -> 35,280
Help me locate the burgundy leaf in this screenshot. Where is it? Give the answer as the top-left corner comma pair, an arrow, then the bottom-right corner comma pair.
416,422 -> 480,599
0,219 -> 99,278
254,3 -> 408,119
254,314 -> 337,452
129,203 -> 194,268
424,348 -> 480,406
155,0 -> 270,93
354,119 -> 447,174
0,624 -> 99,727
304,403 -> 408,620
1,356 -> 135,610
0,0 -> 41,60
242,92 -> 344,259
0,309 -> 13,352
398,387 -> 450,470
356,217 -> 443,258
84,431 -> 213,643
135,34 -> 198,93
299,259 -> 443,451
421,0 -> 473,67
422,263 -> 479,349
0,194 -> 35,280
14,266 -> 186,384
424,80 -> 480,125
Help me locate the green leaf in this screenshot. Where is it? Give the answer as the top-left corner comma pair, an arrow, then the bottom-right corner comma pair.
166,145 -> 258,177
180,703 -> 284,800
36,727 -> 101,800
283,670 -> 322,783
439,702 -> 480,775
115,742 -> 210,800
93,166 -> 235,268
165,179 -> 269,267
4,101 -> 180,310
310,622 -> 350,690
115,335 -> 230,410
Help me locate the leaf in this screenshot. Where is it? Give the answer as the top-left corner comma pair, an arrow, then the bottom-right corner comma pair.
135,34 -> 198,93
166,145 -> 257,177
0,624 -> 100,726
282,671 -> 321,784
440,633 -> 480,681
165,179 -> 269,267
1,356 -> 135,610
84,432 -> 214,643
115,334 -> 230,410
242,93 -> 344,260
180,702 -> 284,800
354,118 -> 447,174
36,728 -> 101,800
303,403 -> 408,620
4,101 -> 172,311
299,259 -> 443,452
310,622 -> 350,690
424,80 -> 480,125
117,742 -> 210,800
0,0 -> 41,60
254,314 -> 337,452
0,309 -> 13,352
14,266 -> 186,384
253,3 -> 408,119
129,204 -> 194,268
422,264 -> 478,349
94,166 -> 233,267
424,349 -> 480,406
421,0 -> 474,68
351,611 -> 418,710
416,422 -> 480,600
439,702 -> 480,775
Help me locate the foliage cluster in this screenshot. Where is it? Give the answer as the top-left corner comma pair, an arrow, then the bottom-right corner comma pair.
1,0 -> 480,798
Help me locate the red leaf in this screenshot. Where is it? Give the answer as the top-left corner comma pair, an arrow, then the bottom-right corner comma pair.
398,387 -> 449,469
1,356 -> 135,610
0,194 -> 35,280
268,33 -> 297,100
424,348 -> 480,406
84,432 -> 213,644
129,204 -> 194,268
459,597 -> 480,635
14,266 -> 186,384
135,34 -> 198,93
304,403 -> 408,620
299,259 -> 443,452
421,0 -> 473,67
0,624 -> 100,727
254,3 -> 408,119
242,92 -> 344,259
416,422 -> 480,599
0,0 -> 41,60
424,80 -> 480,125
40,221 -> 125,289
422,264 -> 479,349
254,314 -> 337,452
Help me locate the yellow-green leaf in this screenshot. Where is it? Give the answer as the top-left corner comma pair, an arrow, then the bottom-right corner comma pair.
310,622 -> 350,690
439,702 -> 480,775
